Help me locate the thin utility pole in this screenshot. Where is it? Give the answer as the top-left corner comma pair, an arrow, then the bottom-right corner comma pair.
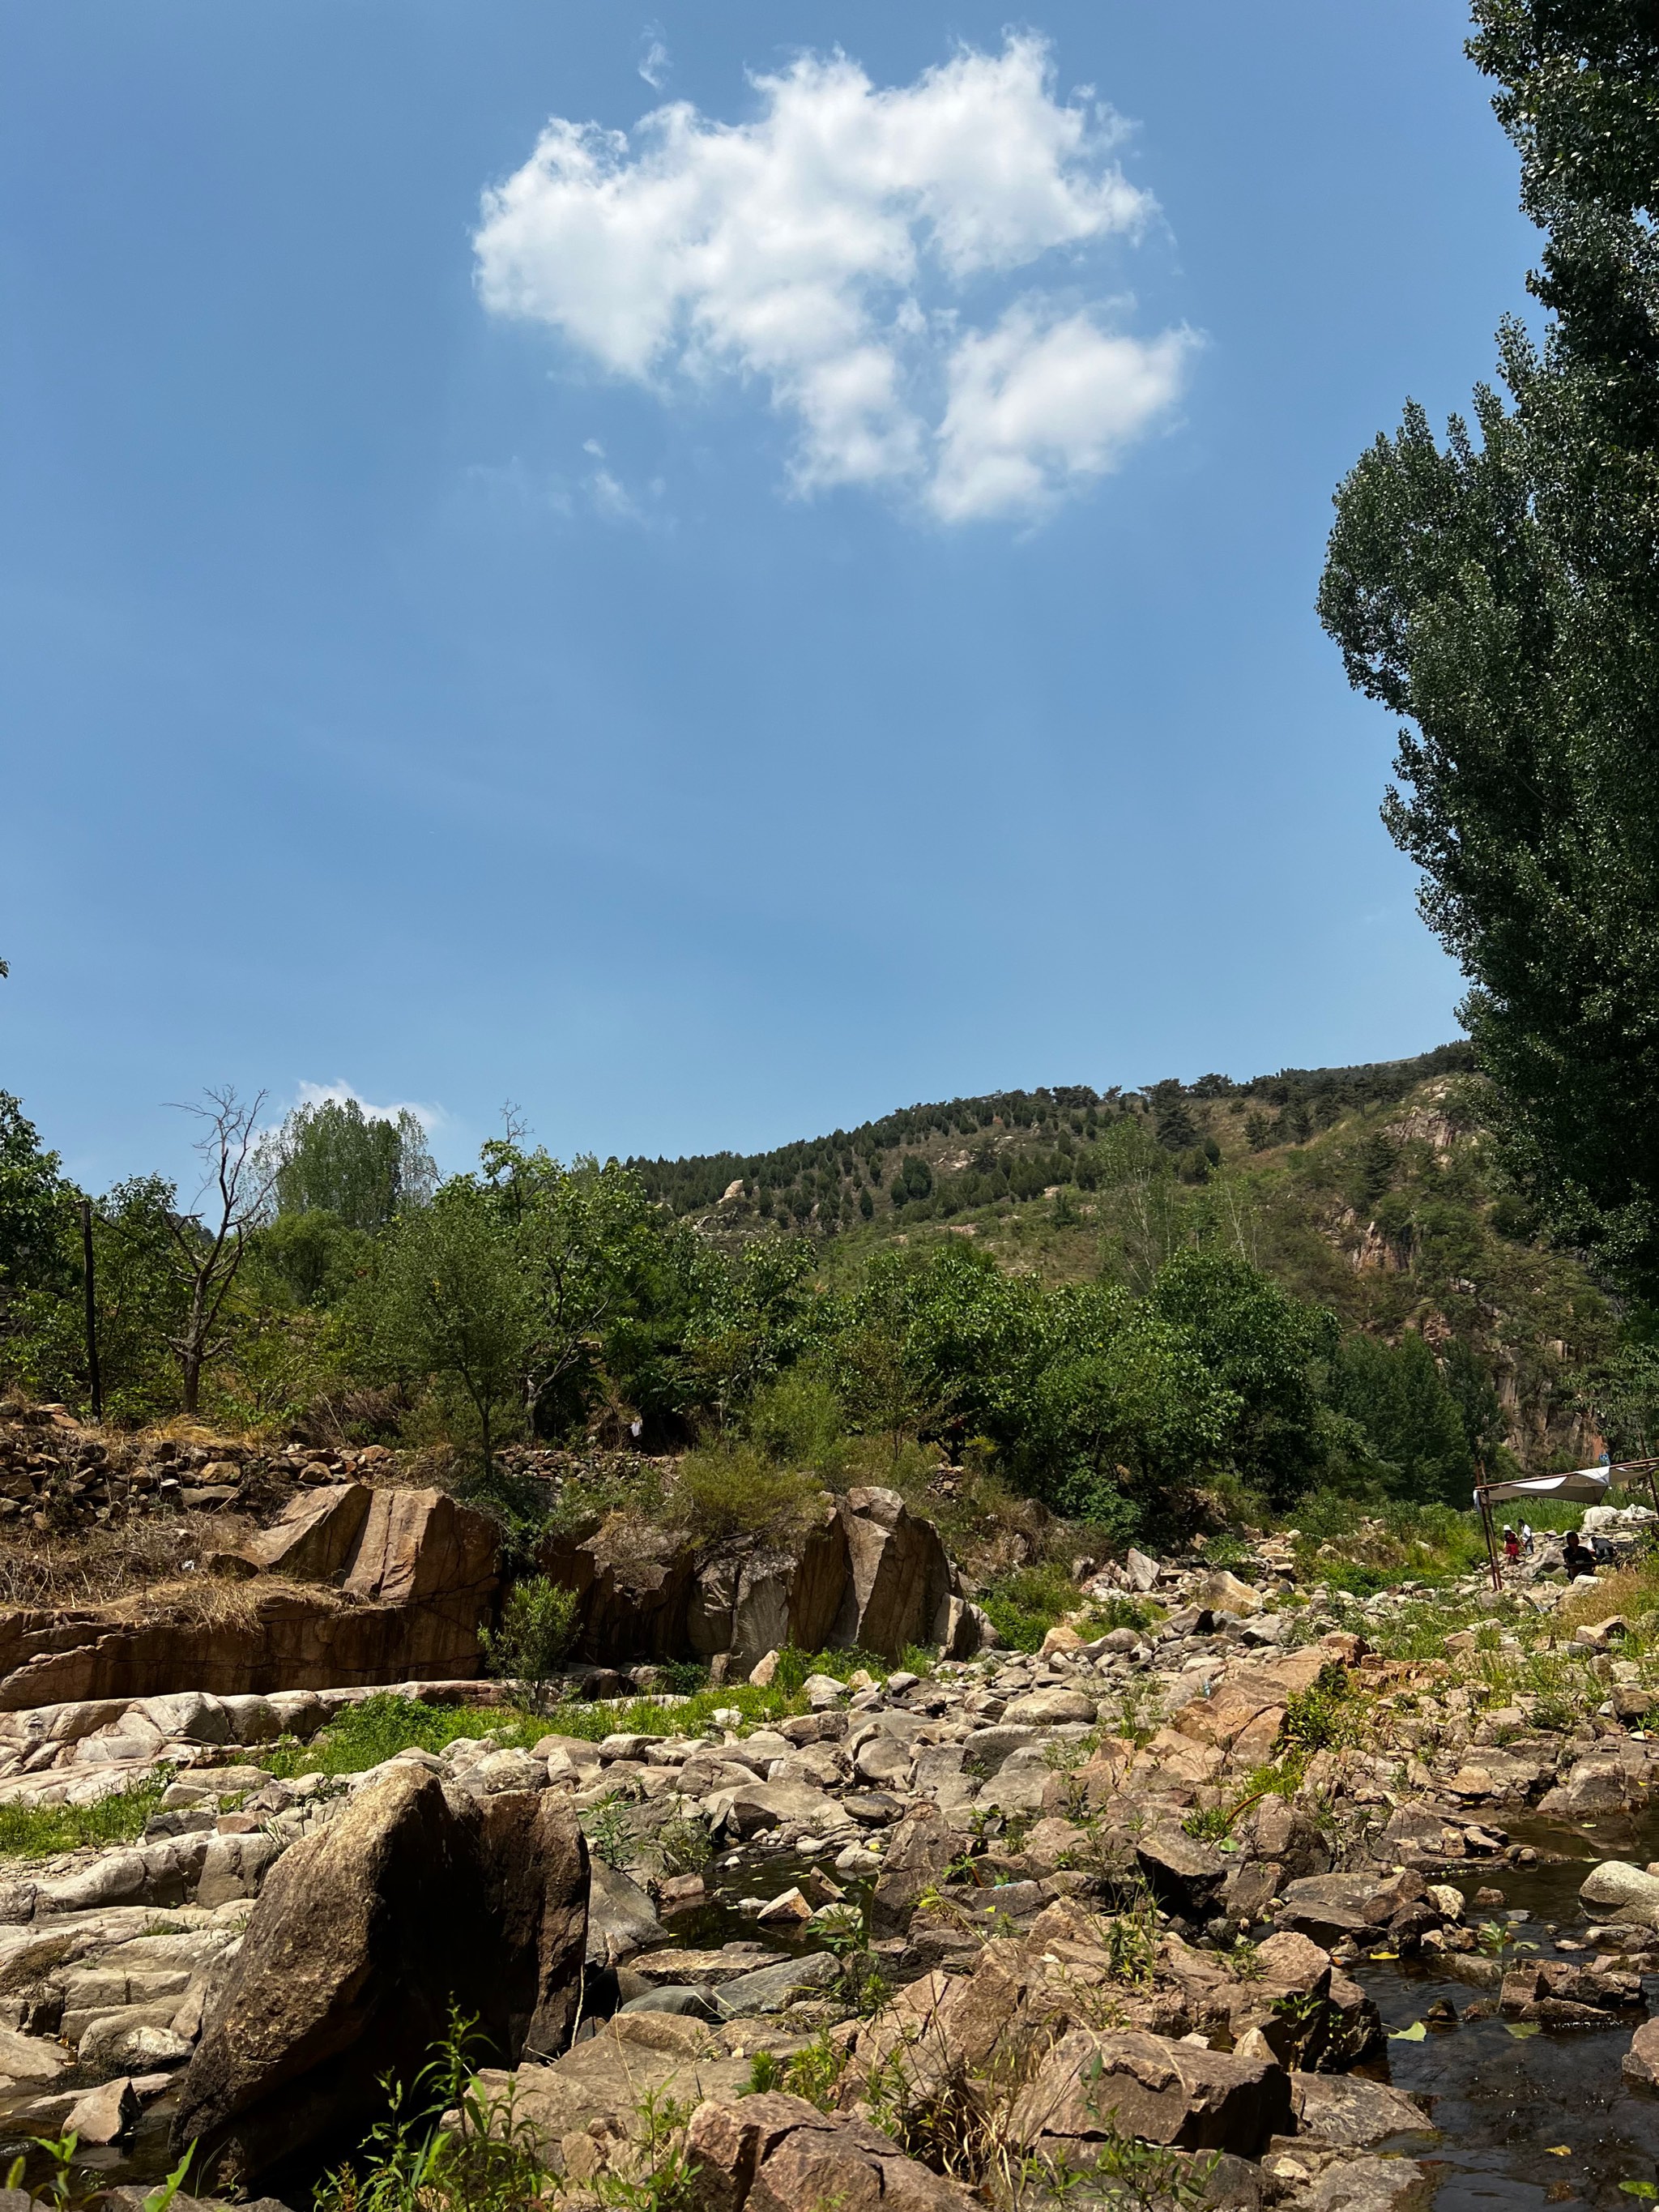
79,1198 -> 102,1423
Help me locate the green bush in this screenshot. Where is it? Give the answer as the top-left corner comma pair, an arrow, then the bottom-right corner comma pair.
979,1562 -> 1081,1652
771,1645 -> 888,1695
675,1443 -> 819,1538
264,1693 -> 545,1778
745,1371 -> 848,1473
480,1578 -> 581,1687
1279,1663 -> 1358,1753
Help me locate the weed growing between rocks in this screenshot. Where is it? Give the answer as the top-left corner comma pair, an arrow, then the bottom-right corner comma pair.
313,2014 -> 551,2212
582,1793 -> 632,1868
857,2002 -> 1222,2212
262,1696 -> 548,1779
1277,1663 -> 1358,1756
770,1643 -> 892,1694
743,2033 -> 847,2110
977,1564 -> 1161,1653
0,1768 -> 171,1856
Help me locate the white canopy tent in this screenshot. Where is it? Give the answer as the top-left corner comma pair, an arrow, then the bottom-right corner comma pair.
1473,1458 -> 1659,1586
1478,1468 -> 1616,1506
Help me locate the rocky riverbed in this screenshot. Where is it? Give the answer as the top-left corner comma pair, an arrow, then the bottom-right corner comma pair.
0,1515 -> 1658,2207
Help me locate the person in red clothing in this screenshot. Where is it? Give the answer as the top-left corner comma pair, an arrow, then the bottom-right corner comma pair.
1503,1525 -> 1521,1565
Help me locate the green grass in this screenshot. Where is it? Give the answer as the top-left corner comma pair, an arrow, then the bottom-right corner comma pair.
262,1694 -> 547,1777
258,1656 -> 902,1783
978,1565 -> 1156,1653
0,1771 -> 170,1857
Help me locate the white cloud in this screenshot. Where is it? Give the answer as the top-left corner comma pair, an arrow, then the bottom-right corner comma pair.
473,35 -> 1190,523
588,467 -> 643,522
638,28 -> 670,92
930,302 -> 1196,521
291,1081 -> 443,1135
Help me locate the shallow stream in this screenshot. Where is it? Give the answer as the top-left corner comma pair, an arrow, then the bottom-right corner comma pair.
22,1820 -> 1659,2209
1354,1807 -> 1659,2210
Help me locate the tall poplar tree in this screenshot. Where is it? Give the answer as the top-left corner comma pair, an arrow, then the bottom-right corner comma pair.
1320,2 -> 1659,1291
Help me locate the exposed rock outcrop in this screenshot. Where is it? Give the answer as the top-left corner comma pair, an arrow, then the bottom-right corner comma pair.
0,1489 -> 499,1710
688,2092 -> 979,2212
544,1488 -> 982,1668
173,1765 -> 587,2191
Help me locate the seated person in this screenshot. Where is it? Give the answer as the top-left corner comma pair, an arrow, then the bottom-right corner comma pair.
1562,1529 -> 1596,1579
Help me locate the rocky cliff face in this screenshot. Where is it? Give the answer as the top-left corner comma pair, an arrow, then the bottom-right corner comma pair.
0,1486 -> 500,1710
543,1487 -> 990,1670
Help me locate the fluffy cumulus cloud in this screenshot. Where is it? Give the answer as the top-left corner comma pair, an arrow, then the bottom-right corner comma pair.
473,36 -> 1195,523
292,1081 -> 442,1134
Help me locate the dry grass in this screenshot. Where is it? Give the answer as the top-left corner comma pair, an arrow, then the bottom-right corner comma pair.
0,1511 -> 263,1612
104,1569 -> 344,1630
1559,1557 -> 1659,1630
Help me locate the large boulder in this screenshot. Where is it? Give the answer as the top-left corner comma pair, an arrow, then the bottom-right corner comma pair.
0,1488 -> 501,1709
1010,2028 -> 1290,2160
1134,1827 -> 1228,1918
869,1805 -> 962,1936
1292,2074 -> 1433,2147
173,1766 -> 586,2192
240,1486 -> 372,1580
559,1491 -> 967,1669
1275,1868 -> 1424,1948
831,1490 -> 955,1660
342,1489 -> 498,1607
489,2014 -> 750,2166
688,2093 -> 979,2212
1580,1860 -> 1659,1930
542,1522 -> 697,1664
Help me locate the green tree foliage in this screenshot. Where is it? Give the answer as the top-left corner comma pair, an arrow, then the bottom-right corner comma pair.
480,1576 -> 580,1697
1328,1331 -> 1475,1506
1320,2 -> 1659,1292
359,1180 -> 533,1472
890,1154 -> 934,1206
249,1209 -> 367,1309
266,1098 -> 436,1231
1354,1131 -> 1398,1211
1146,1250 -> 1337,1505
1584,1332 -> 1659,1458
476,1142 -> 667,1431
6,1176 -> 184,1423
0,1095 -> 72,1298
816,1240 -> 1337,1534
628,1053 -> 1471,1231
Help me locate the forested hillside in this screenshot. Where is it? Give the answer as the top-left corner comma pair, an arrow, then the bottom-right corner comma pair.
631,1044 -> 1618,1470
0,1040 -> 1648,1553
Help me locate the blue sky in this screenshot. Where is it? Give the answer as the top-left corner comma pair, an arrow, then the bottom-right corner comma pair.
1,1 -> 1531,1190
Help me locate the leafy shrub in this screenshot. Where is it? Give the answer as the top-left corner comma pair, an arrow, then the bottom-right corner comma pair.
313,2011 -> 557,2212
745,1371 -> 848,1473
675,1444 -> 819,1538
655,1815 -> 714,1874
979,1562 -> 1080,1651
480,1577 -> 581,1689
583,1793 -> 632,1868
772,1644 -> 888,1695
1278,1663 -> 1358,1754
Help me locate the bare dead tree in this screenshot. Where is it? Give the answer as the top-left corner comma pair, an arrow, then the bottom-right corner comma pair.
163,1087 -> 273,1415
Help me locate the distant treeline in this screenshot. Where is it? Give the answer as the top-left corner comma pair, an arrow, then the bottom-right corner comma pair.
629,1044 -> 1478,1229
